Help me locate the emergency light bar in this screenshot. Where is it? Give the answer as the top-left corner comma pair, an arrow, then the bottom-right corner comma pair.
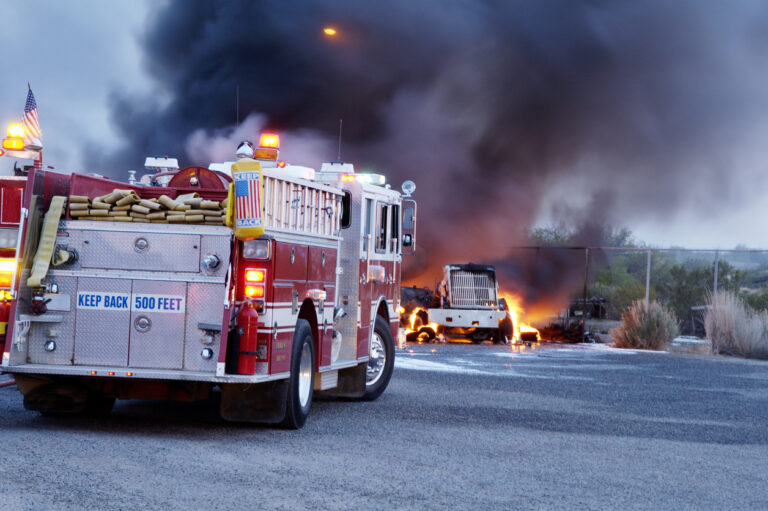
356,173 -> 385,185
340,173 -> 386,185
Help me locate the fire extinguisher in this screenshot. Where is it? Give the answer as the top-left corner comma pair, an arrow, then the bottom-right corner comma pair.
236,301 -> 259,375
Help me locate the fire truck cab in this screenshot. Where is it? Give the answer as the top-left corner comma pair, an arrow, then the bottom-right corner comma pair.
0,136 -> 416,428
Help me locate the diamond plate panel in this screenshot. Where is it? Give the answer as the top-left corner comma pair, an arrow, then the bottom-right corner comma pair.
70,229 -> 201,272
128,280 -> 187,369
183,282 -> 225,372
28,277 -> 78,365
199,233 -> 232,282
335,184 -> 362,362
74,277 -> 132,367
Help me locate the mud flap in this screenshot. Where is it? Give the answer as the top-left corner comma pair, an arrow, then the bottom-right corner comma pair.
315,362 -> 367,399
219,380 -> 289,424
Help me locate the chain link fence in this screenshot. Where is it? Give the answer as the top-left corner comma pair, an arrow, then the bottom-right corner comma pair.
501,247 -> 768,339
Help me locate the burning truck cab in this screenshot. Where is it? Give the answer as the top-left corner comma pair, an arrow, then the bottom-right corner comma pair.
0,133 -> 416,428
403,264 -> 514,344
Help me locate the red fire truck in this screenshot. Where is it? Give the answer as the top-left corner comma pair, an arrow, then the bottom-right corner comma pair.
0,135 -> 416,428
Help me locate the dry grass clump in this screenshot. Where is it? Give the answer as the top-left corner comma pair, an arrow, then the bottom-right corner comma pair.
704,291 -> 768,359
610,300 -> 679,350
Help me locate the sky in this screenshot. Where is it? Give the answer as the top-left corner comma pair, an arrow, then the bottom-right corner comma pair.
1,0 -> 768,253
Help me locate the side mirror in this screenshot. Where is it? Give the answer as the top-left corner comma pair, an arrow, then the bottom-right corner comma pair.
401,199 -> 416,255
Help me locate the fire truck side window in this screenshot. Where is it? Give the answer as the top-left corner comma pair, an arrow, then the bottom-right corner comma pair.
363,198 -> 373,253
341,191 -> 351,229
376,204 -> 388,253
391,204 -> 400,252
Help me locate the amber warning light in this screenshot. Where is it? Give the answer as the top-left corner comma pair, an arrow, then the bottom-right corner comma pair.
7,124 -> 24,138
259,133 -> 280,149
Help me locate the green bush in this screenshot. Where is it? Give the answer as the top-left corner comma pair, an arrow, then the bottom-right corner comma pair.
704,291 -> 768,359
610,300 -> 679,350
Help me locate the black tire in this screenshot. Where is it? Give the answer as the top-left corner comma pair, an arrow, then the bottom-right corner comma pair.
362,315 -> 395,401
84,392 -> 116,417
495,317 -> 513,345
417,326 -> 436,342
281,319 -> 315,429
470,329 -> 490,344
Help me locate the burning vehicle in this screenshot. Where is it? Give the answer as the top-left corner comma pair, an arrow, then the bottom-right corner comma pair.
401,264 -> 539,344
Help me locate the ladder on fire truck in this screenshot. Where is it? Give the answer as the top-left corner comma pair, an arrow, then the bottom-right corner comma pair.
261,170 -> 342,236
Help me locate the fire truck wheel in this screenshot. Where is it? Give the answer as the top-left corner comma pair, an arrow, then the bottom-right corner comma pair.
282,319 -> 315,429
84,392 -> 116,417
362,315 -> 395,401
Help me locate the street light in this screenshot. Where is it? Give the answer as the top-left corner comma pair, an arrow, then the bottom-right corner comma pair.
323,27 -> 337,37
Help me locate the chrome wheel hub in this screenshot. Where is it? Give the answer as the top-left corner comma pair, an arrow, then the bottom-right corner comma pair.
367,332 -> 386,386
298,343 -> 312,408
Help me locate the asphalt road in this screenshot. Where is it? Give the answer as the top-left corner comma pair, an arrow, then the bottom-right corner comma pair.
1,341 -> 767,510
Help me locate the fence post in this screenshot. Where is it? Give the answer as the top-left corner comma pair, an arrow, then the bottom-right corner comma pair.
582,248 -> 589,342
645,250 -> 651,311
713,250 -> 720,300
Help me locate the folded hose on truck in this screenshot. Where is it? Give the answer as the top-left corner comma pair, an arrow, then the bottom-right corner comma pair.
27,196 -> 67,288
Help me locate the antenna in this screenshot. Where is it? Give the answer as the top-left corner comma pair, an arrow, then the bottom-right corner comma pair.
337,118 -> 343,162
236,85 -> 240,127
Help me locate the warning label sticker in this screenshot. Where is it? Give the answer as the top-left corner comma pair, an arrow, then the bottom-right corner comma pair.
77,292 -> 186,314
77,292 -> 130,311
131,294 -> 186,314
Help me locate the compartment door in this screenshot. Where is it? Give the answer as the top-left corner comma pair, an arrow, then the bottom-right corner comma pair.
73,278 -> 132,367
128,280 -> 187,369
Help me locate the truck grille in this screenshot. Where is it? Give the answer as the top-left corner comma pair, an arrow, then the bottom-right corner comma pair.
449,270 -> 498,308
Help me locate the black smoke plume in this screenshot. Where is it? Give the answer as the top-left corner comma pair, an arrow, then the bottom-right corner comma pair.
92,0 -> 768,310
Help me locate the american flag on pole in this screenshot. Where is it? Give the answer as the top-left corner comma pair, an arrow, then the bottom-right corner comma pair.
24,85 -> 41,145
234,172 -> 262,227
24,84 -> 43,170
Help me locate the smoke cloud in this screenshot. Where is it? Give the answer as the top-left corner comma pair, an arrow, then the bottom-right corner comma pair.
93,0 -> 768,310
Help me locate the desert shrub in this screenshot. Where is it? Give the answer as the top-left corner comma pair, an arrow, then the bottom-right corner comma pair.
704,291 -> 768,359
610,300 -> 679,350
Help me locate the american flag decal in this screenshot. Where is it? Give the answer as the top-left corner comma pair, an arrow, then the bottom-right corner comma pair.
234,172 -> 262,227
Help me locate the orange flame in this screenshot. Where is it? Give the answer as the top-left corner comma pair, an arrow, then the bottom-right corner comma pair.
498,291 -> 541,343
404,307 -> 440,341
